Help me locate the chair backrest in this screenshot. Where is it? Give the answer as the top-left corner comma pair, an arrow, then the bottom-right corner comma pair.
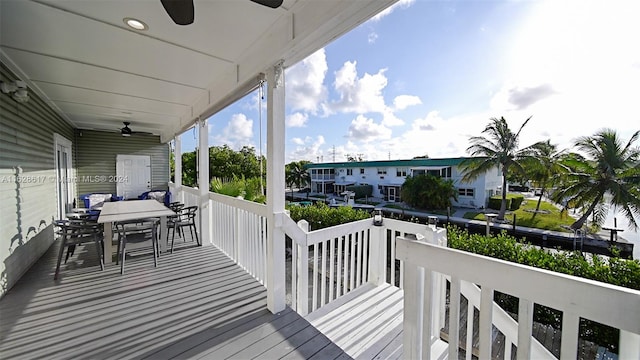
177,206 -> 198,222
60,219 -> 103,244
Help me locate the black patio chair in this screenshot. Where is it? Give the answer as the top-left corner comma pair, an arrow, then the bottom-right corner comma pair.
54,219 -> 104,280
115,218 -> 159,275
168,205 -> 200,253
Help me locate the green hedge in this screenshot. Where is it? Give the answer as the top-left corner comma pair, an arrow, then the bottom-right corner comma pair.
345,185 -> 373,199
488,194 -> 525,211
447,226 -> 640,352
286,202 -> 371,230
447,226 -> 640,289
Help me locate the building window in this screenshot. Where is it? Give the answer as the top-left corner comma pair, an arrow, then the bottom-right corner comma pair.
458,188 -> 475,197
377,168 -> 387,175
396,168 -> 407,177
360,168 -> 365,174
346,168 -> 353,175
443,166 -> 452,178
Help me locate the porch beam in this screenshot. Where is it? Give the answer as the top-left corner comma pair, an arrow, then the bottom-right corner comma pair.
265,60 -> 286,313
198,119 -> 211,246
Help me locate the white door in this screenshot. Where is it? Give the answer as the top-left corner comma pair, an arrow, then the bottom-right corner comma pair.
54,134 -> 73,219
116,155 -> 151,199
388,187 -> 396,202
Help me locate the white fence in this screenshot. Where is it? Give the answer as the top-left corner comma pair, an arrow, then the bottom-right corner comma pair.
396,236 -> 640,360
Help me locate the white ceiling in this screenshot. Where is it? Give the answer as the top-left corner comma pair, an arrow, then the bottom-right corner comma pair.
1,0 -> 397,142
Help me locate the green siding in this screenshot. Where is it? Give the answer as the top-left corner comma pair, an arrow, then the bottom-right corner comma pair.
304,157 -> 472,169
0,62 -> 75,298
75,130 -> 169,198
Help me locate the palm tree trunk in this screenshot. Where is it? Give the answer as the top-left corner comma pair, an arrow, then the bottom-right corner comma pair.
571,194 -> 604,230
499,170 -> 508,220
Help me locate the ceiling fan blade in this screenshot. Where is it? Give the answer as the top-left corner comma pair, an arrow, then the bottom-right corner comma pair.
250,0 -> 284,9
161,0 -> 194,25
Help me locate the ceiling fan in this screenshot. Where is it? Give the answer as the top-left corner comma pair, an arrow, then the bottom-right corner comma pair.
120,122 -> 154,137
160,0 -> 284,25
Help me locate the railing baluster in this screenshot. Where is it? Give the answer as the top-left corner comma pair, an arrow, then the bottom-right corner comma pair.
362,230 -> 369,283
343,235 -> 350,295
321,240 -> 327,306
466,295 -> 474,360
517,299 -> 533,360
291,237 -> 297,312
390,231 -> 396,287
560,311 -> 579,360
337,235 -> 343,297
350,232 -> 356,290
329,237 -> 335,302
448,276 -> 461,360
356,231 -> 362,287
422,269 -> 434,360
312,242 -> 319,311
479,285 -> 494,360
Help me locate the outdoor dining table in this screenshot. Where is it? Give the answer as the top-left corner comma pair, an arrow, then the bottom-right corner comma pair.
98,199 -> 175,264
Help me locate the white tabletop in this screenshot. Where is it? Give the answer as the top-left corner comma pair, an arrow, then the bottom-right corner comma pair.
98,199 -> 175,223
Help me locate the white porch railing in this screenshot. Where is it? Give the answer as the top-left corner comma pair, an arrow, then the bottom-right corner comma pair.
170,183 -> 268,284
168,183 -> 640,359
396,236 -> 640,360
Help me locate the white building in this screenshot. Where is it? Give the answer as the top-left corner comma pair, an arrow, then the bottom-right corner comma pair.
306,157 -> 502,208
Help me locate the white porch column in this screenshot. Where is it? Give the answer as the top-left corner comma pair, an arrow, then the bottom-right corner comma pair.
174,135 -> 183,204
198,119 -> 211,246
266,60 -> 286,313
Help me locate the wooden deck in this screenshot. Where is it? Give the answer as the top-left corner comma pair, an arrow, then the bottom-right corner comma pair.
0,237 -> 349,359
305,283 -> 405,359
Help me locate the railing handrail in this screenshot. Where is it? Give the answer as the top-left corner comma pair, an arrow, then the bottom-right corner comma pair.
208,192 -> 269,217
396,237 -> 640,334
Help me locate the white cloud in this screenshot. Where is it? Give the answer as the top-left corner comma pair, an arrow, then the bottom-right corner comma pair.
330,61 -> 388,114
212,113 -> 254,149
370,0 -> 416,22
285,49 -> 328,114
289,135 -> 326,162
368,32 -> 378,44
393,95 -> 422,110
347,115 -> 392,142
286,112 -> 308,127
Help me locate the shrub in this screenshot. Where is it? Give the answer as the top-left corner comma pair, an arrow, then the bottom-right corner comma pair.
488,193 -> 525,211
286,202 -> 370,230
509,195 -> 524,210
345,185 -> 373,199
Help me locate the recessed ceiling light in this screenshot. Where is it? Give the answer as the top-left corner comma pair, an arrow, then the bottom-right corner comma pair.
124,17 -> 148,31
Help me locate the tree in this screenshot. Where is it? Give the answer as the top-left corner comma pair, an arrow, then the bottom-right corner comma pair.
552,129 -> 640,230
285,160 -> 311,199
401,174 -> 458,210
521,140 -> 569,214
460,116 -> 532,220
345,154 -> 364,162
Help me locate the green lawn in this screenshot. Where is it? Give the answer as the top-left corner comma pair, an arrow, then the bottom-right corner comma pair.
463,198 -> 576,232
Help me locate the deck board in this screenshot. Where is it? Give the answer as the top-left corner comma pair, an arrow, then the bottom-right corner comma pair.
305,283 -> 405,359
0,236 -> 350,360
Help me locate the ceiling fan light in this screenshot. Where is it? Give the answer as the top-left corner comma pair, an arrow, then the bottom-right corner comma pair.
124,17 -> 148,31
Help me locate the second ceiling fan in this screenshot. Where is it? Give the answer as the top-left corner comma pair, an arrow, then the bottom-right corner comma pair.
161,0 -> 284,25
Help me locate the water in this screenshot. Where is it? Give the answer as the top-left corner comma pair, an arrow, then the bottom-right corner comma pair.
603,208 -> 640,260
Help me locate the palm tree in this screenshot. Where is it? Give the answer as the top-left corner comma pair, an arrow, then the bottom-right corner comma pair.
552,129 -> 640,230
461,116 -> 532,220
521,140 -> 569,215
285,161 -> 311,200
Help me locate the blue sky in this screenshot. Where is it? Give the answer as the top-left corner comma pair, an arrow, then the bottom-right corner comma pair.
180,0 -> 640,163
